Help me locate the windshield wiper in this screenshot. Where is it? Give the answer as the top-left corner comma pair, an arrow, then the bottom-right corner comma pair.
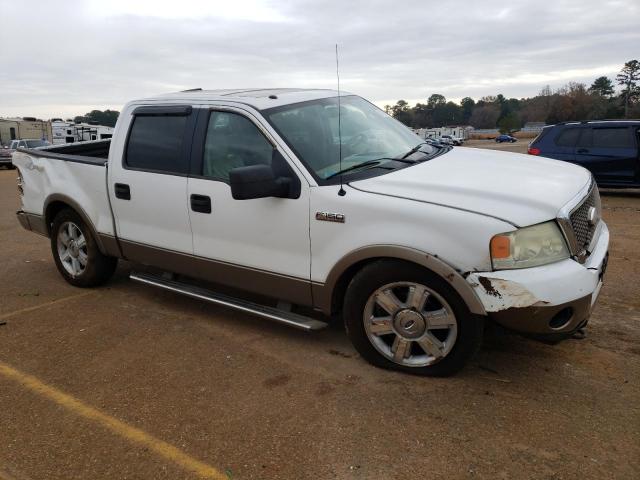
401,142 -> 433,159
325,160 -> 383,179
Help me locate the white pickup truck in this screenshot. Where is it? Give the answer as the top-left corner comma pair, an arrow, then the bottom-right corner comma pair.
13,88 -> 609,376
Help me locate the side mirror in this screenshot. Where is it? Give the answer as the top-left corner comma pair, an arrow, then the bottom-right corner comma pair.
229,164 -> 291,200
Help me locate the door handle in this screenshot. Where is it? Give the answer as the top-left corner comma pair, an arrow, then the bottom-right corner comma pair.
577,148 -> 589,154
114,183 -> 131,200
190,194 -> 211,214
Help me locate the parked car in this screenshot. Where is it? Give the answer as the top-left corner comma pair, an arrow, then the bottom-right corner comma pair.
0,145 -> 15,169
11,139 -> 50,149
528,120 -> 640,187
424,138 -> 446,147
441,134 -> 463,146
13,89 -> 609,376
1,139 -> 50,169
495,134 -> 517,143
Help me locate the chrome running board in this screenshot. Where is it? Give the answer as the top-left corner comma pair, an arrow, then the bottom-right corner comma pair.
130,272 -> 328,331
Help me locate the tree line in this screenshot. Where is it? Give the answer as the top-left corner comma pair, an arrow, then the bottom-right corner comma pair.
385,59 -> 640,132
72,109 -> 120,127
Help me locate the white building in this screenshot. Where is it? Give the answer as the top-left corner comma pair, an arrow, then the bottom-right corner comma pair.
51,119 -> 77,144
522,122 -> 546,134
413,126 -> 471,140
51,120 -> 114,144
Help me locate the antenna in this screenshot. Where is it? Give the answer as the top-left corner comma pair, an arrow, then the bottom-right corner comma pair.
336,44 -> 346,197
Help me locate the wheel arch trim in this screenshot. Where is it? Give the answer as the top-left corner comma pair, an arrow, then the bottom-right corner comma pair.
312,245 -> 487,316
43,194 -> 121,257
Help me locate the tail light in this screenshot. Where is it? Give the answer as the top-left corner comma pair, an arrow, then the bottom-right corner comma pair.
528,147 -> 540,155
17,169 -> 24,196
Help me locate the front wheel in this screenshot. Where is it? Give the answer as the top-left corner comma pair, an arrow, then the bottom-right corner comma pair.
344,260 -> 483,376
50,208 -> 117,287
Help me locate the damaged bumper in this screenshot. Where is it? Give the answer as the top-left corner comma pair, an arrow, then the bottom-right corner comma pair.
16,210 -> 49,237
467,222 -> 609,336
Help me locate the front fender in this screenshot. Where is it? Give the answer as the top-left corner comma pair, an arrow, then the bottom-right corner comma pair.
312,244 -> 487,316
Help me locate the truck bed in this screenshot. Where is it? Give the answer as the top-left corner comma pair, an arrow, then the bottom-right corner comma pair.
13,139 -> 116,238
19,139 -> 111,166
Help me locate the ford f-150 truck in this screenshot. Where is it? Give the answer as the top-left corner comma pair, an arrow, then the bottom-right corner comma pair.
13,88 -> 609,376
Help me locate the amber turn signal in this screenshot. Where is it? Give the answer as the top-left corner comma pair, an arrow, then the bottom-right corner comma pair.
490,235 -> 511,259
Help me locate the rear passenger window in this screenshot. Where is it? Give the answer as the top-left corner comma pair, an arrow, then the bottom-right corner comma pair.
126,115 -> 188,173
555,128 -> 580,147
592,128 -> 633,148
202,111 -> 273,181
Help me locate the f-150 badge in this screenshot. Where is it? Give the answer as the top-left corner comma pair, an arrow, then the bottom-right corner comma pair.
316,212 -> 345,223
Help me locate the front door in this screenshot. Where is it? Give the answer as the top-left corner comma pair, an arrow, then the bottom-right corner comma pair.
187,107 -> 312,305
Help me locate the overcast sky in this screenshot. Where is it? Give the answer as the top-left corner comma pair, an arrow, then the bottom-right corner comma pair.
1,0 -> 638,119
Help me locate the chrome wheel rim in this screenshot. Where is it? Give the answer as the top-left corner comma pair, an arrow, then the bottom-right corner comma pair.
363,282 -> 458,367
57,221 -> 87,277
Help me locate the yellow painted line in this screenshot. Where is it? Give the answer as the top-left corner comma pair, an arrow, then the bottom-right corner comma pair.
0,361 -> 226,480
0,291 -> 97,321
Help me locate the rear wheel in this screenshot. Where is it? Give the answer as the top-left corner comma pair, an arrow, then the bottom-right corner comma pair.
344,260 -> 483,376
50,209 -> 117,287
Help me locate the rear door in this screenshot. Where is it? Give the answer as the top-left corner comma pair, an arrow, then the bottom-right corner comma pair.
574,126 -> 637,185
549,127 -> 581,162
108,104 -> 196,254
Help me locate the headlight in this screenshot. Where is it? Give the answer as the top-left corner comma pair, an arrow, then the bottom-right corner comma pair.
490,221 -> 570,270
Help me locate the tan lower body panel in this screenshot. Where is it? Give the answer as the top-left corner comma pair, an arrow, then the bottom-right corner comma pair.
16,211 -> 48,237
118,240 -> 313,307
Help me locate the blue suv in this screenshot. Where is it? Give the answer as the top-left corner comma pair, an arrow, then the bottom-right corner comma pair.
528,120 -> 640,187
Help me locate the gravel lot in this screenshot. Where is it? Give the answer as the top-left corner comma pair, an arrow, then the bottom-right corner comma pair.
0,145 -> 638,479
463,138 -> 533,153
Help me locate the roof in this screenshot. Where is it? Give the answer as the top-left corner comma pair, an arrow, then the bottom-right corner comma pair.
138,88 -> 348,110
546,119 -> 640,128
0,117 -> 45,123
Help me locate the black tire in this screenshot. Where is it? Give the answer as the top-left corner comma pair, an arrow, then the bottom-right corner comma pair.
344,260 -> 483,376
50,208 -> 117,287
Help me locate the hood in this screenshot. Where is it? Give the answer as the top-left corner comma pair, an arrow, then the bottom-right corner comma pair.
350,147 -> 591,227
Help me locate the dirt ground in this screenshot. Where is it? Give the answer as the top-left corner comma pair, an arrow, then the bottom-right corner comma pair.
463,138 -> 532,154
0,146 -> 638,479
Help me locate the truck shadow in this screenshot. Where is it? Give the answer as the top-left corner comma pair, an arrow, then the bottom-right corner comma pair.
110,264 -> 570,380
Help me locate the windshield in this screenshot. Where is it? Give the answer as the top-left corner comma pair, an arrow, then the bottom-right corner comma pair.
264,95 -> 431,182
25,140 -> 49,148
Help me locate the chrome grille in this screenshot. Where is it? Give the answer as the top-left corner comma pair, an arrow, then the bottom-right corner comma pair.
569,188 -> 598,252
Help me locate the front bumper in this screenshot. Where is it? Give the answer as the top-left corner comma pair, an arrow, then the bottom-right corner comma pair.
467,222 -> 609,335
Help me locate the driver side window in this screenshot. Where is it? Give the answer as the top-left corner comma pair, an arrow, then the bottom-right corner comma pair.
202,111 -> 273,181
